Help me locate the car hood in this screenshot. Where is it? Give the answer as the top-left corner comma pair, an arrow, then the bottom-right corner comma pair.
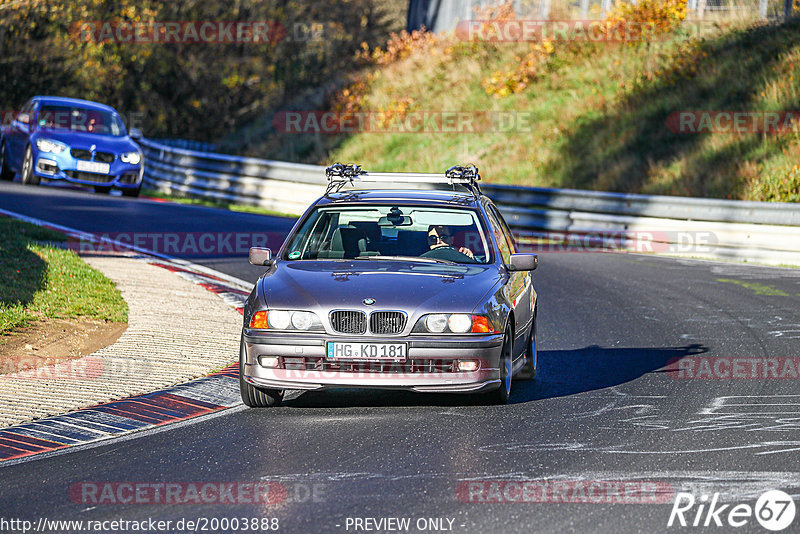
259,260 -> 503,315
35,129 -> 137,153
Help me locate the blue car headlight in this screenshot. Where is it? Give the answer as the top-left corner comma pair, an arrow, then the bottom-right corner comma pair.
120,151 -> 141,165
35,138 -> 68,154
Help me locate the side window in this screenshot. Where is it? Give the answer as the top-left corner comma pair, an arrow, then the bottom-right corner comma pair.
485,205 -> 512,264
490,204 -> 517,254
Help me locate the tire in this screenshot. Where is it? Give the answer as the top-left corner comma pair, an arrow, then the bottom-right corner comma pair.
239,339 -> 283,408
94,186 -> 112,194
21,145 -> 39,185
484,329 -> 513,405
516,313 -> 537,380
0,143 -> 14,181
121,186 -> 141,198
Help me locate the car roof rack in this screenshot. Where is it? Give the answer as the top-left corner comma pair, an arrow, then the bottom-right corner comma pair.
324,163 -> 482,199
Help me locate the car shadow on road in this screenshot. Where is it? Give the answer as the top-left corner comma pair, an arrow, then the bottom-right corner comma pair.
510,343 -> 708,404
281,344 -> 707,408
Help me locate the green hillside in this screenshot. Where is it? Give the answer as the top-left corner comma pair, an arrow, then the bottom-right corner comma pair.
244,2 -> 800,202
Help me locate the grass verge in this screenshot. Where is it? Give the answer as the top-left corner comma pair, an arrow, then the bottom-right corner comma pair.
0,218 -> 128,336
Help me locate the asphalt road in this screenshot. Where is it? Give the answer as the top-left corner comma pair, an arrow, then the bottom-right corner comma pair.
2,182 -> 800,533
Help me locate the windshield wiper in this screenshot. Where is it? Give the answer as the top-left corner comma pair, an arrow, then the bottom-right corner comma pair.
354,255 -> 457,265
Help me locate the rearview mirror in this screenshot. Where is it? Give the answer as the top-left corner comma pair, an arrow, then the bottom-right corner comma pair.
17,113 -> 30,125
129,128 -> 143,140
249,247 -> 273,266
507,253 -> 538,271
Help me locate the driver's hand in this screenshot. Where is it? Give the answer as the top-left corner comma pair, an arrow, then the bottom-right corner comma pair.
459,247 -> 474,259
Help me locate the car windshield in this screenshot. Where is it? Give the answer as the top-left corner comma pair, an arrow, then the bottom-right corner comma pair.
37,105 -> 126,137
283,205 -> 492,264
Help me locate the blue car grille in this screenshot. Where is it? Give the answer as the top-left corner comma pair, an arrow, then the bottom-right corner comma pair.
70,149 -> 91,160
69,149 -> 115,163
64,170 -> 115,183
330,311 -> 367,334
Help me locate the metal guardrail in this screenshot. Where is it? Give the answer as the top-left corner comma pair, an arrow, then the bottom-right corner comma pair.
138,138 -> 800,266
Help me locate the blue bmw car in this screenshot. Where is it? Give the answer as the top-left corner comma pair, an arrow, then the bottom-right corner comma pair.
0,96 -> 144,196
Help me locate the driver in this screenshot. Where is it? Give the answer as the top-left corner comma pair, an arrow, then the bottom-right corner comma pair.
421,225 -> 476,262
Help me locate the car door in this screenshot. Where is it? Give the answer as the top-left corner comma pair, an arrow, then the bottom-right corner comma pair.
5,99 -> 34,167
484,202 -> 531,361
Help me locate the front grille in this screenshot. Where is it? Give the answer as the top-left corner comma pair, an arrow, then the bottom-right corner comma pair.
94,152 -> 115,163
65,170 -> 115,183
280,357 -> 462,374
70,149 -> 91,160
370,311 -> 406,334
330,311 -> 367,334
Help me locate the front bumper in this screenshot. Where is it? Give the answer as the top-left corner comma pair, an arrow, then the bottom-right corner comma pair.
33,149 -> 142,189
242,331 -> 504,393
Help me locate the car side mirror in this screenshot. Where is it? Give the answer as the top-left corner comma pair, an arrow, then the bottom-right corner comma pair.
17,113 -> 30,125
129,128 -> 143,140
249,247 -> 273,266
507,253 -> 538,271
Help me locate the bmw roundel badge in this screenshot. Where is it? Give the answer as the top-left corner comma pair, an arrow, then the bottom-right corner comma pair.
362,298 -> 376,305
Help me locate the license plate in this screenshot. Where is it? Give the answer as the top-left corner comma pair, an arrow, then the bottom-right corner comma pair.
327,342 -> 406,361
76,161 -> 110,174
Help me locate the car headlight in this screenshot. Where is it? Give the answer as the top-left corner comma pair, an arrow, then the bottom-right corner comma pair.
448,314 -> 473,333
249,310 -> 323,332
35,138 -> 67,154
413,314 -> 499,334
120,151 -> 141,165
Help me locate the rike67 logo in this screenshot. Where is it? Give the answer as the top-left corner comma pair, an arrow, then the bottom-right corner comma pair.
668,490 -> 796,531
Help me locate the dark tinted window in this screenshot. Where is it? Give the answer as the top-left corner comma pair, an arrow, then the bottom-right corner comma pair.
37,105 -> 125,136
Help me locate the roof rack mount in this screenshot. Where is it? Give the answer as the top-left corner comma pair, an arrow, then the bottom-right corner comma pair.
324,163 -> 482,197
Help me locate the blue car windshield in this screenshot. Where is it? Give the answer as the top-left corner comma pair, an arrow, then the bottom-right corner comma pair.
37,105 -> 126,137
283,205 -> 492,264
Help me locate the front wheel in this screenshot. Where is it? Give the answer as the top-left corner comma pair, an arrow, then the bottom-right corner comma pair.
239,340 -> 283,408
0,143 -> 14,181
21,146 -> 39,185
484,330 -> 512,405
